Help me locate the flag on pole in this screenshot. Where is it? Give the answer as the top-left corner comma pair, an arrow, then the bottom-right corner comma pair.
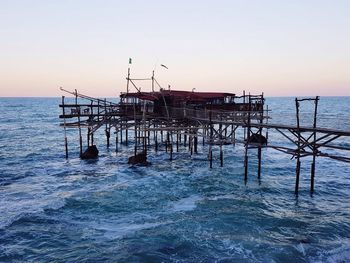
129,58 -> 132,64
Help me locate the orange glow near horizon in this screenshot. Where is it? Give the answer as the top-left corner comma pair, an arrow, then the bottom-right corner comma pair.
1,1 -> 349,97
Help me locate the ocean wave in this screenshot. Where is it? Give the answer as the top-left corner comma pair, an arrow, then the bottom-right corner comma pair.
0,196 -> 67,230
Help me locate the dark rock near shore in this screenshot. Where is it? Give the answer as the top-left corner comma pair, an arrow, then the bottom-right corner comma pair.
128,152 -> 149,166
81,145 -> 99,159
248,134 -> 267,145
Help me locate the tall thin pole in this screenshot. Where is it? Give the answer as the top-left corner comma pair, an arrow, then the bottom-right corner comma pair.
295,98 -> 301,195
62,96 -> 68,159
75,90 -> 83,157
244,95 -> 251,182
311,96 -> 319,193
209,110 -> 213,168
126,67 -> 130,94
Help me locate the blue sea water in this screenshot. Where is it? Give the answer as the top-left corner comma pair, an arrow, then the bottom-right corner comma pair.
0,97 -> 349,262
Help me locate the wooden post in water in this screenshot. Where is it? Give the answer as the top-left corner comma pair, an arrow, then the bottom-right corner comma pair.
134,121 -> 138,156
125,121 -> 128,146
170,131 -> 173,161
155,124 -> 158,152
219,116 -> 223,167
62,96 -> 69,158
176,131 -> 179,152
75,90 -> 83,157
115,127 -> 118,152
190,135 -> 193,155
120,121 -> 123,144
209,110 -> 213,168
165,132 -> 169,153
257,93 -> 264,179
194,131 -> 198,154
244,95 -> 251,181
295,98 -> 301,195
311,96 -> 319,194
104,98 -> 110,148
87,128 -> 90,147
202,126 -> 205,146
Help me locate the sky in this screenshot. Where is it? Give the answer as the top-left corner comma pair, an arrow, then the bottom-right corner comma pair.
0,0 -> 349,97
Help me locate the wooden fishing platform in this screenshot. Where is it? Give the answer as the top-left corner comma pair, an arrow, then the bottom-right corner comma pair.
59,68 -> 350,195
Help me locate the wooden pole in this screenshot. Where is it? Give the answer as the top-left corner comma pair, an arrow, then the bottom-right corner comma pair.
75,90 -> 83,157
120,121 -> 123,144
62,96 -> 69,159
155,124 -> 158,152
87,128 -> 90,146
125,121 -> 128,146
202,126 -> 205,146
295,98 -> 301,195
209,110 -> 213,168
115,127 -> 118,152
104,98 -> 110,148
170,131 -> 173,161
244,95 -> 251,181
176,131 -> 179,152
258,93 -> 264,179
311,96 -> 319,193
165,132 -> 169,153
194,132 -> 198,154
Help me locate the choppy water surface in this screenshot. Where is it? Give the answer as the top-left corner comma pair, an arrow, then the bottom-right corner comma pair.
0,97 -> 349,262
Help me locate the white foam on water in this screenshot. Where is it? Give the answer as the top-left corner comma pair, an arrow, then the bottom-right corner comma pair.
81,215 -> 172,240
325,243 -> 350,263
0,176 -> 72,229
171,195 -> 202,212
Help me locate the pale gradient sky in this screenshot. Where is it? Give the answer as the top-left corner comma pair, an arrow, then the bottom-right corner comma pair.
0,0 -> 349,97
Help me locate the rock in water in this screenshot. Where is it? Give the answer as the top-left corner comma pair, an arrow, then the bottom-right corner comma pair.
248,134 -> 267,145
81,145 -> 99,159
128,152 -> 148,165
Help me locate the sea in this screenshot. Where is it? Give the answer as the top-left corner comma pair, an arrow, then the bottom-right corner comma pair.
0,96 -> 349,262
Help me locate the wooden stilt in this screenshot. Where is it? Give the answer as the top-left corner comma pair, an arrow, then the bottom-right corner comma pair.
202,126 -> 205,146
257,147 -> 262,179
105,127 -> 110,148
295,98 -> 301,195
311,96 -> 319,194
62,96 -> 69,159
120,122 -> 123,144
244,147 -> 248,181
65,137 -> 68,159
210,150 -> 213,168
125,121 -> 128,146
170,136 -> 173,161
220,146 -> 223,167
194,131 -> 198,154
75,90 -> 83,157
176,132 -> 179,152
295,159 -> 301,194
209,110 -> 213,168
165,132 -> 169,153
115,127 -> 118,152
87,128 -> 90,146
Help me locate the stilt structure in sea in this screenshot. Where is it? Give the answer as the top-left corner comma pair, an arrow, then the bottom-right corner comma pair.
59,68 -> 350,195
